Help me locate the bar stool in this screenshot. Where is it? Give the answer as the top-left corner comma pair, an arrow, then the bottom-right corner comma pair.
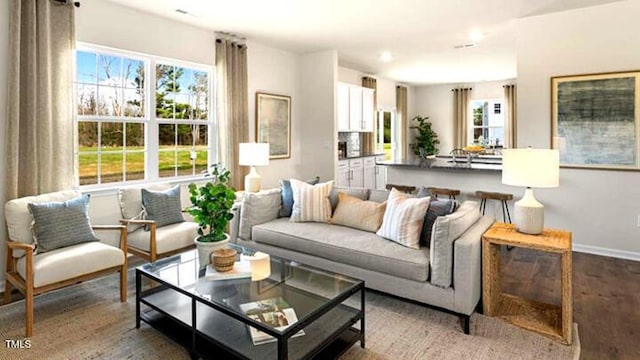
475,191 -> 513,223
427,187 -> 460,200
385,184 -> 416,194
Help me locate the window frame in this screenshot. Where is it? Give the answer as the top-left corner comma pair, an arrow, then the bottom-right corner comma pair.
74,43 -> 215,190
468,98 -> 505,148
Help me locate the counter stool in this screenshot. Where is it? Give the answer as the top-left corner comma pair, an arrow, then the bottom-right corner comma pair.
385,184 -> 416,194
427,187 -> 460,200
475,191 -> 513,223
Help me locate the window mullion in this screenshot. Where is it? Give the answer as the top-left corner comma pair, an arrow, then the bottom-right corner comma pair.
147,58 -> 159,181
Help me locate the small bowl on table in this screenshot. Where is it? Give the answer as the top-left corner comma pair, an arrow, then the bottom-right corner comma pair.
211,248 -> 237,272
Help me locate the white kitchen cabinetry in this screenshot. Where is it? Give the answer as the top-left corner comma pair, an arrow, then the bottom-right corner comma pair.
363,157 -> 376,189
337,156 -> 382,189
349,158 -> 364,188
336,160 -> 350,187
337,82 -> 375,132
374,155 -> 387,190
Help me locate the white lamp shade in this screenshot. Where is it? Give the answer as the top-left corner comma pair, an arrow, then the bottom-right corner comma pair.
502,148 -> 559,188
239,143 -> 269,166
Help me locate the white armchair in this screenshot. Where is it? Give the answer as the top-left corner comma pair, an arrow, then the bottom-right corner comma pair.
3,190 -> 127,337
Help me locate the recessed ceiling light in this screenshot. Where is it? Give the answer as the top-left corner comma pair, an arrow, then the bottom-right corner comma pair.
469,29 -> 483,42
380,52 -> 392,63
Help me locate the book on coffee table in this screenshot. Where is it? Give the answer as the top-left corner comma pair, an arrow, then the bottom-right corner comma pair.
204,260 -> 252,281
239,297 -> 305,345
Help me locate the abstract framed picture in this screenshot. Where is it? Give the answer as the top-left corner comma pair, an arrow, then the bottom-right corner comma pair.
256,92 -> 291,159
551,71 -> 640,170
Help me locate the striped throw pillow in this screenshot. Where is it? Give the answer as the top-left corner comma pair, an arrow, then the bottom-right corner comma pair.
289,179 -> 333,223
376,188 -> 431,249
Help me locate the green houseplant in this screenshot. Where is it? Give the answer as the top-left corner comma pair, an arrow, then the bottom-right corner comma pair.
186,163 -> 237,266
409,115 -> 440,159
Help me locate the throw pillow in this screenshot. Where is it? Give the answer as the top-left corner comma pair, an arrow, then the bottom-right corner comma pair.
289,179 -> 333,223
416,189 -> 458,247
330,192 -> 386,232
430,201 -> 481,288
278,176 -> 320,217
141,185 -> 185,229
239,188 -> 282,240
328,186 -> 369,212
118,183 -> 172,232
376,188 -> 430,249
27,194 -> 100,253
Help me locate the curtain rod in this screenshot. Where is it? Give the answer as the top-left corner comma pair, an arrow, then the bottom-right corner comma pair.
451,88 -> 472,91
51,0 -> 80,7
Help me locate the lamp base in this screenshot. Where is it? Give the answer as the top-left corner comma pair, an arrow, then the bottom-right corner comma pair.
514,187 -> 544,235
244,166 -> 261,193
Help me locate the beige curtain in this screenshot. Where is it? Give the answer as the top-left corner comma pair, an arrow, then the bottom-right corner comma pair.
504,84 -> 517,148
396,86 -> 408,160
452,88 -> 472,148
361,77 -> 376,154
5,0 -> 76,199
215,37 -> 249,190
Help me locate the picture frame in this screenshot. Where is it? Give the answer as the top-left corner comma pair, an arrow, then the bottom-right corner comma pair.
256,92 -> 291,159
551,70 -> 640,170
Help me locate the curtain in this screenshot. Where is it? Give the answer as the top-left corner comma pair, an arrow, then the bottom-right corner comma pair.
215,37 -> 249,190
396,86 -> 408,160
361,77 -> 376,154
452,88 -> 472,149
5,0 -> 76,199
504,84 -> 517,148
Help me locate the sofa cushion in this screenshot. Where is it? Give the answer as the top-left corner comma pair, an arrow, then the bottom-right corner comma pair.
330,192 -> 386,232
328,186 -> 369,211
376,189 -> 430,249
278,176 -> 320,217
5,190 -> 81,257
430,201 -> 481,288
239,189 -> 281,240
27,194 -> 100,253
141,185 -> 185,229
127,221 -> 199,255
368,189 -> 390,203
17,242 -> 124,288
252,218 -> 430,282
289,179 -> 333,223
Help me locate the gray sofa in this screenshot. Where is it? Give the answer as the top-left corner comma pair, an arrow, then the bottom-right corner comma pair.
230,188 -> 494,334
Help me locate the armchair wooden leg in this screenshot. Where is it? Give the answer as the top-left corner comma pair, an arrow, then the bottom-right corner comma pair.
3,280 -> 12,304
120,265 -> 127,302
25,287 -> 33,337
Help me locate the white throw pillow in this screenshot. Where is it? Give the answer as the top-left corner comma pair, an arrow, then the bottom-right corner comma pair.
376,188 -> 430,249
289,179 -> 333,223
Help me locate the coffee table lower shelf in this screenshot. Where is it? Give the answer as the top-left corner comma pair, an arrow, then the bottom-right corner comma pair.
140,307 -> 362,360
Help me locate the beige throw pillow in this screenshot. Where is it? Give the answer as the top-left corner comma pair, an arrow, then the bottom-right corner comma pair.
330,192 -> 386,232
376,188 -> 430,249
290,179 -> 333,223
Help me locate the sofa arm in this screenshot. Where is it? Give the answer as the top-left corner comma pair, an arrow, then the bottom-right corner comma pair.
453,216 -> 494,315
229,201 -> 242,243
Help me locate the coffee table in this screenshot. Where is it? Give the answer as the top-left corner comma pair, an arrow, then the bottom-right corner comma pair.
136,244 -> 365,359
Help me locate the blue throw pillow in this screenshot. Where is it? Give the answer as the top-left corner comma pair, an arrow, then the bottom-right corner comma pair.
28,194 -> 100,253
279,176 -> 320,217
141,185 -> 185,229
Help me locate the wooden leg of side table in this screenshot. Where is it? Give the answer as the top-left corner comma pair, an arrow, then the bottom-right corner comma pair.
482,242 -> 502,316
561,251 -> 573,344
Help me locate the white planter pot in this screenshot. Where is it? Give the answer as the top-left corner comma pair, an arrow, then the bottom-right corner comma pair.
194,234 -> 230,268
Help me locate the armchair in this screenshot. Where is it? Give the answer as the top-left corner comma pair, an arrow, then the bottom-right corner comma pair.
4,191 -> 127,337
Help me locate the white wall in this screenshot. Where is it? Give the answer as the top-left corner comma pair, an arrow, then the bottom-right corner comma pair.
515,0 -> 640,258
0,0 -> 9,292
247,41 -> 303,188
300,50 -> 338,181
76,0 -> 214,65
413,80 -> 510,155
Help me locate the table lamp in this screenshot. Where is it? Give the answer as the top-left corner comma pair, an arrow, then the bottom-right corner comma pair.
239,142 -> 269,192
502,148 -> 559,235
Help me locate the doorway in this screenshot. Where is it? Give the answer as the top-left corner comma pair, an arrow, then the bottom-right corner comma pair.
376,109 -> 396,160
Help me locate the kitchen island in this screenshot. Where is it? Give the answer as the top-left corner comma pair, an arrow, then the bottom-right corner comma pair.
377,155 -> 502,172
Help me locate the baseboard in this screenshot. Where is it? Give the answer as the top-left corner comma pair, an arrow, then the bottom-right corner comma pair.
573,243 -> 640,262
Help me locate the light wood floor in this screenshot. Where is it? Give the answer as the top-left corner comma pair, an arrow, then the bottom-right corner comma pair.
501,248 -> 640,360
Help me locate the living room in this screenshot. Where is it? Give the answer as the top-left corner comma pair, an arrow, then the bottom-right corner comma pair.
1,0 -> 639,359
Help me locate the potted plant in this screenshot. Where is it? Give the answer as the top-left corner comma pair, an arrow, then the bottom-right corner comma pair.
409,115 -> 440,159
186,163 -> 237,268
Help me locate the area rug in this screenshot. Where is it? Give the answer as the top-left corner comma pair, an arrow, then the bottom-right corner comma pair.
0,271 -> 580,360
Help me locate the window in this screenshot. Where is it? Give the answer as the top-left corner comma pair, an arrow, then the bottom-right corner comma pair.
470,99 -> 504,147
75,45 -> 213,187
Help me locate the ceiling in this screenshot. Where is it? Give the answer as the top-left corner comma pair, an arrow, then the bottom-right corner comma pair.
105,0 -> 622,85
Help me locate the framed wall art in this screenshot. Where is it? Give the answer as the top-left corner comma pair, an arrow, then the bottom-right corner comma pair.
256,92 -> 291,159
551,71 -> 640,170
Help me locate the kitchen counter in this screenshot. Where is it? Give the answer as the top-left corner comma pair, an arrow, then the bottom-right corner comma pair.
338,152 -> 386,161
378,156 -> 502,172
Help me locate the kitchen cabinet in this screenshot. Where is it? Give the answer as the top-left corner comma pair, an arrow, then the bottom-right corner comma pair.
336,160 -> 350,187
363,157 -> 376,189
337,156 -> 382,189
337,83 -> 375,132
375,155 -> 387,190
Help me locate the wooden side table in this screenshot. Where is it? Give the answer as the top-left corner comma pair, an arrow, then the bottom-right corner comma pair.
482,222 -> 573,344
